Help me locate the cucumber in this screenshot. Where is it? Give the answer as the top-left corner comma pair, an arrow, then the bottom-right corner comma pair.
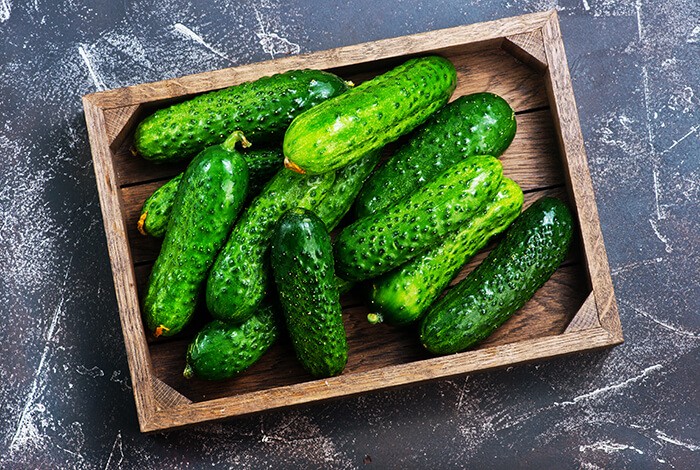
137,147 -> 283,238
271,208 -> 348,377
313,150 -> 381,230
138,174 -> 182,238
283,56 -> 457,175
183,303 -> 279,381
355,93 -> 516,218
143,132 -> 249,337
369,177 -> 523,326
206,168 -> 336,324
134,69 -> 350,163
334,155 -> 503,282
420,197 -> 574,354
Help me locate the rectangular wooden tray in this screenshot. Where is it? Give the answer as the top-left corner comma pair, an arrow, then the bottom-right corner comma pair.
83,10 -> 623,432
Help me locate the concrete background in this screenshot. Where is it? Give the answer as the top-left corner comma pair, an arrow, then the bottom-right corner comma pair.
1,0 -> 698,468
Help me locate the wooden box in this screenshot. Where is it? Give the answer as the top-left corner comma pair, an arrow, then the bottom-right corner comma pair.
83,11 -> 623,432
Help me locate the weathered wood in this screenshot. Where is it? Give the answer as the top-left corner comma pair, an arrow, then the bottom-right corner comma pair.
502,29 -> 548,71
541,11 -> 623,342
82,97 -> 157,433
83,11 -> 622,433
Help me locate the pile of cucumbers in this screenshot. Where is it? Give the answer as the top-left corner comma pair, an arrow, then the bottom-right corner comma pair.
134,57 -> 573,381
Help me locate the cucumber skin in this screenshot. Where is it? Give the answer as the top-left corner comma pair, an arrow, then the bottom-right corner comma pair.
134,69 -> 349,163
271,209 -> 348,378
138,148 -> 283,238
139,174 -> 182,238
313,150 -> 381,230
206,169 -> 336,324
283,56 -> 457,175
370,177 -> 523,326
334,156 -> 503,282
184,304 -> 279,381
355,93 -> 516,218
420,197 -> 574,354
143,145 -> 249,337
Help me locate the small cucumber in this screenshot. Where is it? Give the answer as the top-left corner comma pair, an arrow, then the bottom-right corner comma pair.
355,93 -> 516,218
137,147 -> 283,238
206,168 -> 336,324
143,132 -> 249,337
369,177 -> 523,326
183,303 -> 279,381
134,69 -> 350,163
334,156 -> 503,281
420,197 -> 574,354
283,56 -> 457,175
271,208 -> 348,377
138,174 -> 182,238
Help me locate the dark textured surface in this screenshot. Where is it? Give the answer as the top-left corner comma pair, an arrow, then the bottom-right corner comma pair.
1,1 -> 697,468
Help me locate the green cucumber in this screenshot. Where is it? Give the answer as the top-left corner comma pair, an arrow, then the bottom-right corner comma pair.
355,93 -> 516,218
143,132 -> 249,337
137,147 -> 283,238
334,155 -> 503,281
183,303 -> 279,381
420,197 -> 574,354
206,168 -> 336,324
134,69 -> 350,163
313,150 -> 381,230
283,56 -> 457,175
369,178 -> 523,326
271,208 -> 348,377
138,174 -> 183,238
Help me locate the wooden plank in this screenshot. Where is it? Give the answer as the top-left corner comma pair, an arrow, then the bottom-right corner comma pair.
541,12 -> 623,342
502,29 -> 548,71
82,97 -> 157,433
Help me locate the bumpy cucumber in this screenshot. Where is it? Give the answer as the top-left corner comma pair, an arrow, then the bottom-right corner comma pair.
143,132 -> 249,337
134,69 -> 350,163
369,178 -> 523,326
138,174 -> 183,238
334,156 -> 503,281
313,150 -> 381,229
183,303 -> 279,381
271,209 -> 348,377
206,168 -> 336,324
355,93 -> 516,218
137,147 -> 283,238
283,56 -> 457,175
420,197 -> 574,354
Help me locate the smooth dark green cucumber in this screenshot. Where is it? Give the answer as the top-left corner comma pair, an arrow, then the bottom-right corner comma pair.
355,93 -> 516,218
271,208 -> 348,377
283,56 -> 457,175
183,303 -> 279,381
137,147 -> 283,238
143,132 -> 249,337
206,168 -> 336,324
369,177 -> 523,326
334,156 -> 503,281
134,69 -> 350,163
420,197 -> 574,354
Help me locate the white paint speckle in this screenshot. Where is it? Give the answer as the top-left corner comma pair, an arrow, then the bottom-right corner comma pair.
173,23 -> 233,63
78,45 -> 106,91
0,0 -> 10,23
580,440 -> 645,454
655,430 -> 700,451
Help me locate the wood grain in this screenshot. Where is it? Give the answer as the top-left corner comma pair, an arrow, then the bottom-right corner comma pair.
83,11 -> 622,432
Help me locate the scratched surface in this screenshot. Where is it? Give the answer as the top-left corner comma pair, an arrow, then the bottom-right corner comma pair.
1,0 -> 698,468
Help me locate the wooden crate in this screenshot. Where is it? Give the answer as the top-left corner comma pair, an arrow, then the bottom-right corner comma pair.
83,10 -> 623,432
